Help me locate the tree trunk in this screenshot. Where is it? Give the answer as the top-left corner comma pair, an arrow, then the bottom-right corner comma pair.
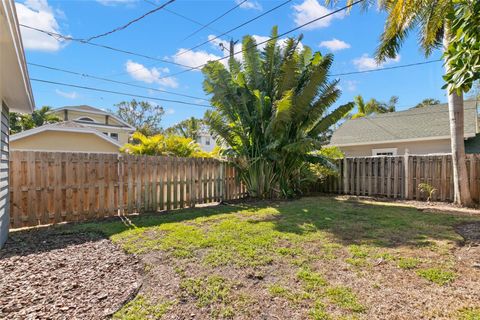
443,25 -> 473,206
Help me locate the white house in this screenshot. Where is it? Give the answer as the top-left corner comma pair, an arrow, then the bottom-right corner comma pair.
0,0 -> 35,247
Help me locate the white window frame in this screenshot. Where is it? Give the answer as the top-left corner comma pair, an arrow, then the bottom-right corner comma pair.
76,116 -> 96,122
372,148 -> 397,156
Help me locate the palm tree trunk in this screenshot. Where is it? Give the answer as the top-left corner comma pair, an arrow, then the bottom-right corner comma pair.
443,24 -> 473,206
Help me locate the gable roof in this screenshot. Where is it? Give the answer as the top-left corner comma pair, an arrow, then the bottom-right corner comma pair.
10,121 -> 122,147
330,100 -> 478,147
51,105 -> 135,130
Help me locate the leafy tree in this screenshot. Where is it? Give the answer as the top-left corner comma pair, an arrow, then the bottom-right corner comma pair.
443,0 -> 480,94
9,106 -> 61,134
202,26 -> 353,198
120,132 -> 212,158
349,95 -> 397,119
165,117 -> 204,140
114,100 -> 164,136
414,98 -> 441,109
326,0 -> 474,205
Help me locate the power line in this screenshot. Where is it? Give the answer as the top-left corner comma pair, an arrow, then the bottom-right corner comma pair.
175,0 -> 292,57
19,24 -> 195,71
31,78 -> 212,108
158,0 -> 365,80
27,62 -> 210,102
181,0 -> 247,41
331,59 -> 442,77
84,0 -> 176,42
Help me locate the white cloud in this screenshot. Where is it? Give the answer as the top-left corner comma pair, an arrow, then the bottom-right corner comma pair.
236,0 -> 262,10
345,80 -> 358,92
292,0 -> 343,30
172,49 -> 224,70
319,38 -> 350,51
352,53 -> 401,71
96,0 -> 136,6
125,60 -> 179,88
55,89 -> 78,99
16,0 -> 65,51
165,108 -> 175,115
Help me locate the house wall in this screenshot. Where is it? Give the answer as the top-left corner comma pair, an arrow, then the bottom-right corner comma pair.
11,131 -> 120,153
197,134 -> 215,152
338,139 -> 452,157
0,102 -> 9,247
52,110 -> 131,145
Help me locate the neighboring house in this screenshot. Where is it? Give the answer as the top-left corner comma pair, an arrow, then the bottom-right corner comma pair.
11,122 -> 121,153
330,100 -> 479,156
50,105 -> 135,145
196,130 -> 216,152
11,105 -> 135,153
1,0 -> 35,247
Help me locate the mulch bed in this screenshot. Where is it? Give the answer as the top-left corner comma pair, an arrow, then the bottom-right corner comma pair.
0,229 -> 143,320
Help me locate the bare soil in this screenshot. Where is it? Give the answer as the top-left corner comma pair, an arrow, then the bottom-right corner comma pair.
0,229 -> 142,320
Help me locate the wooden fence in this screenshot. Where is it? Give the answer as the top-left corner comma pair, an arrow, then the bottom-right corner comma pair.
9,151 -> 246,228
319,154 -> 480,203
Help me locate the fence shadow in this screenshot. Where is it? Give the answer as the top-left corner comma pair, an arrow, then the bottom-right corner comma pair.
260,196 -> 473,248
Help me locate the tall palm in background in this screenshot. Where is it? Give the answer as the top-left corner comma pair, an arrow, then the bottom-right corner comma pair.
327,0 -> 473,205
349,95 -> 398,119
9,106 -> 60,134
202,27 -> 353,198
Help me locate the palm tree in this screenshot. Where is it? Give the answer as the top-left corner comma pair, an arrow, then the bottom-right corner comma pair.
349,95 -> 397,119
165,117 -> 204,141
327,0 -> 473,205
202,26 -> 353,198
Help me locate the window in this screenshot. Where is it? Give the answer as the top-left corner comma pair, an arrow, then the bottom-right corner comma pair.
372,148 -> 397,156
103,132 -> 108,136
205,137 -> 210,145
78,117 -> 95,122
110,133 -> 119,141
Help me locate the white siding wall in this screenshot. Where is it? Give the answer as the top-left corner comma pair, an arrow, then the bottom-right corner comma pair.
0,102 -> 9,247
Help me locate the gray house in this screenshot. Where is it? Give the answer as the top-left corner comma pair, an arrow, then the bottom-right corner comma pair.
330,100 -> 479,156
0,0 -> 35,247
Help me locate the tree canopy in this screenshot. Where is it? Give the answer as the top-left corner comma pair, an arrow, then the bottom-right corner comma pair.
114,100 -> 164,136
10,106 -> 61,134
202,26 -> 353,198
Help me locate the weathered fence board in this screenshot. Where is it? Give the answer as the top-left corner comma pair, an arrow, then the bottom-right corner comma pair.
10,151 -> 246,228
319,154 -> 480,203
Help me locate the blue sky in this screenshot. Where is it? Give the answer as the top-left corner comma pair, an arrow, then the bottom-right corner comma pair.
18,0 -> 447,128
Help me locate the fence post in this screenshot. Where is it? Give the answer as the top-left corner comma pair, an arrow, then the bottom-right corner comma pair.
404,150 -> 409,199
343,158 -> 348,194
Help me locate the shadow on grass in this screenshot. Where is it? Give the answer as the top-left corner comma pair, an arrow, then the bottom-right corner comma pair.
266,196 -> 476,247
3,196 -> 478,259
1,203 -> 247,258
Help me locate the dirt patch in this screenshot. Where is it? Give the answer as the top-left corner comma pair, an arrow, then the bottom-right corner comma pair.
0,229 -> 142,320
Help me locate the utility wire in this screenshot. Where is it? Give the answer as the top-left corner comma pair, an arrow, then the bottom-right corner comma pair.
31,78 -> 212,108
19,24 -> 195,71
157,0 -> 365,79
84,0 -> 176,42
27,62 -> 210,102
181,0 -> 247,41
331,59 -> 442,77
175,0 -> 292,57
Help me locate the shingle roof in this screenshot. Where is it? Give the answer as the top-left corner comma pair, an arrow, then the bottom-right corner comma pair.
63,105 -> 107,113
330,100 -> 478,146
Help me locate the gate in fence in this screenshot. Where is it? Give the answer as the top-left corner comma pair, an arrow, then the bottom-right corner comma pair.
10,151 -> 246,228
320,154 -> 480,203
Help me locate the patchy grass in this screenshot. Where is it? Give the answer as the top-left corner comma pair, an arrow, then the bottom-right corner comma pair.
113,295 -> 172,320
417,268 -> 456,285
457,307 -> 480,320
70,196 -> 480,319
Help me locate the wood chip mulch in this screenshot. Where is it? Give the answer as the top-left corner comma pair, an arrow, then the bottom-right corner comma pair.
0,229 -> 143,320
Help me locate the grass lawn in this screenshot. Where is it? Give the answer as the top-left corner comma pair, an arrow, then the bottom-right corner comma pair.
74,196 -> 480,319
